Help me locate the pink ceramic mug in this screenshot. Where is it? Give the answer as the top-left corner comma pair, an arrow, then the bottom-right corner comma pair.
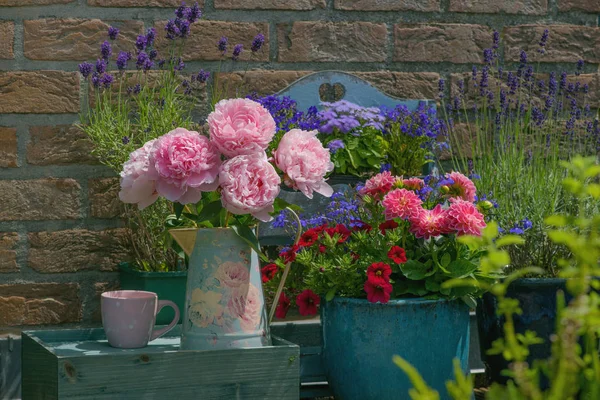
101,290 -> 180,349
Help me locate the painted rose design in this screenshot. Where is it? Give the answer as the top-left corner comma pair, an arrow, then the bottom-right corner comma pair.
188,288 -> 224,328
215,261 -> 250,288
227,283 -> 263,333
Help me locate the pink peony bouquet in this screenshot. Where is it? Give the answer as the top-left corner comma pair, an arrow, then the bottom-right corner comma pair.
118,98 -> 334,224
263,170 -> 495,318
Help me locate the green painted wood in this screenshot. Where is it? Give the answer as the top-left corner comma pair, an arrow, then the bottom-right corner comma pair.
21,333 -> 58,400
22,329 -> 299,400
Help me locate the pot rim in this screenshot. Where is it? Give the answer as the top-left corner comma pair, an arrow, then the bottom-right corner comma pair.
327,296 -> 458,306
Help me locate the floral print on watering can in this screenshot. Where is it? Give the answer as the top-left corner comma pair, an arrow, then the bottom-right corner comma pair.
170,227 -> 271,350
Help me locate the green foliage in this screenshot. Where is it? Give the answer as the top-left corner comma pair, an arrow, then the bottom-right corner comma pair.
327,126 -> 387,176
385,121 -> 433,177
398,157 -> 600,400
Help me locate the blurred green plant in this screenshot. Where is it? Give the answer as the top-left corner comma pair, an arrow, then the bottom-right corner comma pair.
395,156 -> 600,399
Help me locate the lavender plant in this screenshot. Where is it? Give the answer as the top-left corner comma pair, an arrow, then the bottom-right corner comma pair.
444,30 -> 600,276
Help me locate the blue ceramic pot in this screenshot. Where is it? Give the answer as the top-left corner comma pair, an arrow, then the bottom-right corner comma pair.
476,278 -> 568,385
321,297 -> 470,400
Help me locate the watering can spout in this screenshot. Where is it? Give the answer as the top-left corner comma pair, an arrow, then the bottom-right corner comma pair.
169,229 -> 197,256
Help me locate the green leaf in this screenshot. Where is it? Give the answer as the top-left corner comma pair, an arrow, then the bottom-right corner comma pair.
482,221 -> 499,241
488,250 -> 510,268
174,203 -> 185,220
231,225 -> 269,262
325,288 -> 336,301
197,200 -> 223,222
587,183 -> 600,199
495,235 -> 525,248
447,259 -> 478,278
273,197 -> 302,214
400,260 -> 434,280
548,230 -> 575,246
461,295 -> 477,309
440,253 -> 451,267
544,215 -> 567,227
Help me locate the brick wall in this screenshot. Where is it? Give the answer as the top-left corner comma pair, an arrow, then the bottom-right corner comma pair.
0,0 -> 599,329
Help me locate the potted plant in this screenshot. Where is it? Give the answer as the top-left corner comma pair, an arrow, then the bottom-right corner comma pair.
444,29 -> 600,383
77,2 -> 267,324
264,170 -> 494,399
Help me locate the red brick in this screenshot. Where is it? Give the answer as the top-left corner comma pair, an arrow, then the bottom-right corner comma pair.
0,22 -> 14,59
394,24 -> 492,64
216,0 -> 324,9
278,22 -> 387,63
0,283 -> 81,326
0,179 -> 81,221
24,19 -> 143,61
558,0 -> 600,12
0,0 -> 73,5
0,71 -> 79,114
449,0 -> 547,14
335,0 -> 439,11
216,70 -> 312,97
88,0 -> 185,6
504,25 -> 600,63
355,72 -> 441,100
28,229 -> 130,273
0,127 -> 17,168
89,178 -> 122,219
0,233 -> 19,273
27,125 -> 97,165
155,21 -> 269,62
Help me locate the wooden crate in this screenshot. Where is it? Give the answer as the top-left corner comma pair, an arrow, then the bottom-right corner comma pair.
22,328 -> 299,400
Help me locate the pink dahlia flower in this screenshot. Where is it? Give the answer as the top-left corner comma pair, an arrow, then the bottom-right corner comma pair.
381,188 -> 422,220
402,177 -> 425,191
359,171 -> 398,200
446,172 -> 477,202
219,153 -> 281,222
147,128 -> 221,203
273,129 -> 334,199
446,199 -> 486,236
409,204 -> 451,239
207,98 -> 276,158
119,139 -> 159,209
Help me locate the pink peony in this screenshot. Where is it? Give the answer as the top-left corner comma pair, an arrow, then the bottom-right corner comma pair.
402,177 -> 425,191
445,172 -> 477,202
409,204 -> 451,239
207,98 -> 276,158
359,171 -> 398,200
148,128 -> 221,203
119,139 -> 159,209
273,129 -> 334,199
381,188 -> 422,220
446,199 -> 486,236
219,153 -> 281,222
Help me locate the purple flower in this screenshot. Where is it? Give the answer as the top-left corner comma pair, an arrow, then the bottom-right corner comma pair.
187,2 -> 202,23
146,28 -> 156,47
520,50 -> 528,65
576,59 -> 584,76
380,163 -> 391,173
559,71 -> 567,91
509,227 -> 524,235
100,41 -> 112,60
78,62 -> 93,78
135,35 -> 147,51
471,66 -> 477,83
149,49 -> 158,60
175,2 -> 187,19
483,48 -> 493,64
122,136 -> 130,144
492,30 -> 500,50
165,20 -> 181,40
95,59 -> 107,74
136,51 -> 150,70
232,44 -> 243,61
173,57 -> 185,71
326,139 -> 345,154
218,36 -> 228,54
100,73 -> 114,88
538,29 -> 549,54
91,72 -> 100,88
116,51 -> 130,71
251,33 -> 265,52
108,26 -> 119,41
438,78 -> 445,99
193,69 -> 210,83
177,19 -> 190,37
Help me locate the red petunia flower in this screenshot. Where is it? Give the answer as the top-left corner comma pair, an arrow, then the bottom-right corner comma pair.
364,279 -> 393,303
298,229 -> 320,247
351,221 -> 372,232
275,292 -> 291,319
261,263 -> 279,283
351,252 -> 360,261
387,246 -> 407,264
296,289 -> 320,316
318,244 -> 327,253
379,220 -> 399,234
279,245 -> 299,263
367,262 -> 392,283
325,224 -> 351,243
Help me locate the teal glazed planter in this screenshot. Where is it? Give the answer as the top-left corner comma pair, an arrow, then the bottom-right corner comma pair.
171,227 -> 271,350
321,297 -> 470,400
118,262 -> 186,326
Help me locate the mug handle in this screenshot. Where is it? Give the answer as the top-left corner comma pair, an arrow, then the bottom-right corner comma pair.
149,300 -> 180,342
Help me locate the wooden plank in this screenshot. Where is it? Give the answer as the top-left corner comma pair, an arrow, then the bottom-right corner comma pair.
21,333 -> 58,400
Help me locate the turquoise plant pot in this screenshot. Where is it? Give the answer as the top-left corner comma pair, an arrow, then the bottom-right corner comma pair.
171,227 -> 271,350
321,297 -> 470,400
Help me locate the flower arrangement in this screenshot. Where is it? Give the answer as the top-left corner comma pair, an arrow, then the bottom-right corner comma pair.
119,98 -> 333,235
264,170 -> 494,318
250,95 -> 449,178
443,29 -> 600,277
77,2 -> 267,271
